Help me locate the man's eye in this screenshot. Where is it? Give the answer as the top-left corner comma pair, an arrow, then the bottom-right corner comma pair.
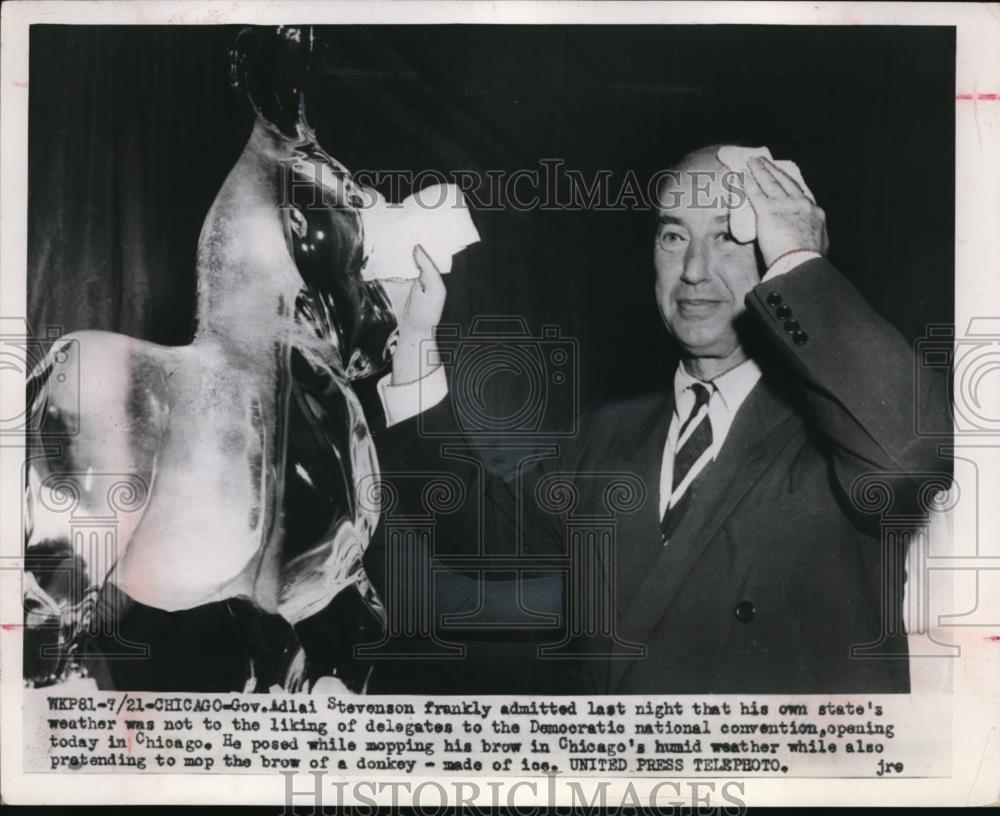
659,230 -> 687,246
715,232 -> 738,244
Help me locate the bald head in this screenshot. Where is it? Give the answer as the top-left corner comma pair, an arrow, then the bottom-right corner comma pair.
655,144 -> 739,214
672,144 -> 727,174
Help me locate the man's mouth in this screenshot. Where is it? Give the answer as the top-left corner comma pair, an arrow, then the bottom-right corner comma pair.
676,298 -> 723,318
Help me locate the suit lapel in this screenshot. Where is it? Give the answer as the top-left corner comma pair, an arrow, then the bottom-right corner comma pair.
578,391 -> 671,694
607,375 -> 801,691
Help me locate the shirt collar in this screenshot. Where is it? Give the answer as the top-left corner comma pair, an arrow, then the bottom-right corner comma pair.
673,356 -> 763,418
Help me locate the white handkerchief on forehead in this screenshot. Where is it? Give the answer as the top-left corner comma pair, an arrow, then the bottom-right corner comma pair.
716,146 -> 815,244
361,183 -> 480,281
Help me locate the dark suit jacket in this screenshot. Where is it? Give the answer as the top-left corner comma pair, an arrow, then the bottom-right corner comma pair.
371,258 -> 951,694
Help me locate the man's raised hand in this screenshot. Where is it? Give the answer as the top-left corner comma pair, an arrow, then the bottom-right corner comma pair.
383,244 -> 447,385
744,156 -> 829,268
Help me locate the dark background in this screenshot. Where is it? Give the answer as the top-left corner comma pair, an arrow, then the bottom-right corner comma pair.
29,24 -> 954,418
25,23 -> 956,695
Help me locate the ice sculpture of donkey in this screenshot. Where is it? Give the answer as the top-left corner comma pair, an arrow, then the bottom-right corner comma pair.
23,27 -> 477,691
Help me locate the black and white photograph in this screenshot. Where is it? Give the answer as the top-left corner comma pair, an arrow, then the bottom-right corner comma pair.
2,1 -> 998,809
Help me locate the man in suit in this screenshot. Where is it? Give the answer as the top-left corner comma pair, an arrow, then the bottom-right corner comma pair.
371,146 -> 951,694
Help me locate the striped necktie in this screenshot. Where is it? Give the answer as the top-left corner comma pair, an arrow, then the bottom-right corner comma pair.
660,382 -> 714,543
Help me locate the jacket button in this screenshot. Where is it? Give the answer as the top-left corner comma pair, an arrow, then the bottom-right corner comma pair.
776,305 -> 791,319
766,292 -> 782,307
793,330 -> 809,345
783,319 -> 800,333
735,601 -> 755,623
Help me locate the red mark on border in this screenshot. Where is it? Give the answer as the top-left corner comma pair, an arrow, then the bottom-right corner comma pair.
12,81 -> 28,89
986,635 -> 1000,642
956,93 -> 1000,101
1,624 -> 19,631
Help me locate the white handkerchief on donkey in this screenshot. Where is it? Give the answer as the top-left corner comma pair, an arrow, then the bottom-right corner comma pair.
716,146 -> 815,244
362,183 -> 480,281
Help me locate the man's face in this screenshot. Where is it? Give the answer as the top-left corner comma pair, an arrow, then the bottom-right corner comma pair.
653,159 -> 760,361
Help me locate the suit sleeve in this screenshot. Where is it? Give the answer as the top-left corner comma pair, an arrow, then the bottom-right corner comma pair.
371,390 -> 570,558
746,257 -> 952,501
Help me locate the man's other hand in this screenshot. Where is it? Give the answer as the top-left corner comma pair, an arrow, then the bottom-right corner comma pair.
744,156 -> 830,268
383,244 -> 447,385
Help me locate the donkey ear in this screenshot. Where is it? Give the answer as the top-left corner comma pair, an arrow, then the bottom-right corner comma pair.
229,26 -> 313,140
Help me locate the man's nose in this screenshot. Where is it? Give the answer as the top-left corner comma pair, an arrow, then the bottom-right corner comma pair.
680,241 -> 711,285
